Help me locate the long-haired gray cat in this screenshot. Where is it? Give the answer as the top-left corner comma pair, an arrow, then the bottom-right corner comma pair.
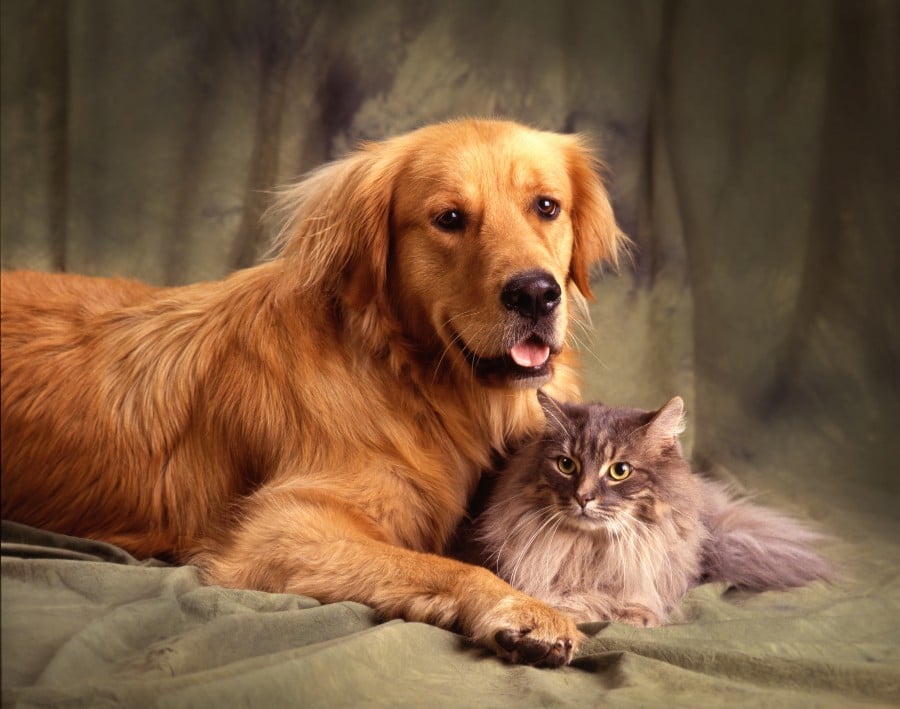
469,392 -> 834,627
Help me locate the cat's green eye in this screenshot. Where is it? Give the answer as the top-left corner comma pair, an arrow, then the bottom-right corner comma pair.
608,462 -> 633,481
556,456 -> 579,475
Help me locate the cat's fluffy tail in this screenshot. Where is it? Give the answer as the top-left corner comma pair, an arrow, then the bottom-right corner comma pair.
700,480 -> 835,590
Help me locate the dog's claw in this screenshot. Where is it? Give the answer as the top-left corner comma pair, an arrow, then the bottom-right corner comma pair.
494,627 -> 574,667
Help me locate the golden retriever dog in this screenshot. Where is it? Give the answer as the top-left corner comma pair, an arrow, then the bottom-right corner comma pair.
1,119 -> 622,666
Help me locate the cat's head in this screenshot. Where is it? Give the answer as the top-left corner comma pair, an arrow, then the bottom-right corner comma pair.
532,391 -> 695,532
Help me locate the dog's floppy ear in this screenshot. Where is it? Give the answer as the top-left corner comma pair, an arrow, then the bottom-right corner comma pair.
271,143 -> 394,303
565,137 -> 628,299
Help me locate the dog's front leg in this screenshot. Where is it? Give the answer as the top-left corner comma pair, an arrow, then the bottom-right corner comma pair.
194,488 -> 581,667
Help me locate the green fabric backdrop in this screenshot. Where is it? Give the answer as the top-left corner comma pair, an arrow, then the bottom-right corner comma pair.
2,1 -> 898,706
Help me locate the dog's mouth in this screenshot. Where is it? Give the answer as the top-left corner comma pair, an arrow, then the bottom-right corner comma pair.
455,334 -> 558,386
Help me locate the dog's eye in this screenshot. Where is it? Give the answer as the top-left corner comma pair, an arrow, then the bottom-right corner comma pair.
535,197 -> 560,220
434,209 -> 466,232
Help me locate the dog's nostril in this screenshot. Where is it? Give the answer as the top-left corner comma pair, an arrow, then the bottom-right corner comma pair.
501,270 -> 562,321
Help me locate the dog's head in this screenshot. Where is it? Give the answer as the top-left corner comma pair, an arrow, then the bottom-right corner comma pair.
274,119 -> 624,389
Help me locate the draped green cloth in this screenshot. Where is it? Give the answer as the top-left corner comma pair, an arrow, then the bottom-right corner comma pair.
2,1 -> 898,706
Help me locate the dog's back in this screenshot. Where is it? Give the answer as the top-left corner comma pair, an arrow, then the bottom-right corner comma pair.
2,269 -> 157,317
1,270 -> 178,551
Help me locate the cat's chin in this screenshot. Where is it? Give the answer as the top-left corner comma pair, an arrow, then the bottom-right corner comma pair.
565,510 -> 608,531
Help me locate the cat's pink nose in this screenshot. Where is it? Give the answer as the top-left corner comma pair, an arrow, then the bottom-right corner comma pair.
576,492 -> 595,508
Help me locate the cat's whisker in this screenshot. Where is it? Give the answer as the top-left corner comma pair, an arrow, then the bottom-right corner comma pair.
507,508 -> 564,589
485,504 -> 555,568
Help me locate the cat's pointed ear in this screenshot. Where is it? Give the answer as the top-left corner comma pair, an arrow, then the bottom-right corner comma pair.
537,390 -> 570,434
648,396 -> 686,448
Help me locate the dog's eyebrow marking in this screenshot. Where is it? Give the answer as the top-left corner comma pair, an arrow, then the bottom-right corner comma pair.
511,162 -> 568,201
428,189 -> 469,205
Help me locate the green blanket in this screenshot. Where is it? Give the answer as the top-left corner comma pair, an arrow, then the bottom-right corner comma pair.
3,519 -> 897,707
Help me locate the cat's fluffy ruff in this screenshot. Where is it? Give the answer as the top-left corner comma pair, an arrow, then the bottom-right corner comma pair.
472,395 -> 834,626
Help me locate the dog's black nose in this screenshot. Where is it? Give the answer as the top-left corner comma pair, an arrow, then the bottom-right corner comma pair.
501,270 -> 562,322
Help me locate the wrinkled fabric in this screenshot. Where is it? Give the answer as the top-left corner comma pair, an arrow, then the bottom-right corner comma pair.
2,1 -> 898,706
2,522 -> 897,707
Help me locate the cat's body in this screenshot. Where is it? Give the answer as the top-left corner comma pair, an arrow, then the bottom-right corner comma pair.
468,394 -> 833,626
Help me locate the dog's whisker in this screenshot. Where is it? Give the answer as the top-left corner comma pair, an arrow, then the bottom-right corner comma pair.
433,310 -> 484,377
567,331 -> 605,371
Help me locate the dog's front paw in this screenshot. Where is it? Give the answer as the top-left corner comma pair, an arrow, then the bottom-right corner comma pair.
476,596 -> 580,667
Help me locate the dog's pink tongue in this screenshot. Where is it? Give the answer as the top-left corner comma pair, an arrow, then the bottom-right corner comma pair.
510,341 -> 550,368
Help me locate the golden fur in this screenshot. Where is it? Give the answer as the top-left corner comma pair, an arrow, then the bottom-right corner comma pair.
1,119 -> 623,666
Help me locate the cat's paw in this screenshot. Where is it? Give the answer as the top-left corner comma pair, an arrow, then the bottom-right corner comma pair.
614,603 -> 662,628
476,596 -> 580,667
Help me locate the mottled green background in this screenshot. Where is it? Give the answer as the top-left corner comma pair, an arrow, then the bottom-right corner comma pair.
2,1 -> 898,706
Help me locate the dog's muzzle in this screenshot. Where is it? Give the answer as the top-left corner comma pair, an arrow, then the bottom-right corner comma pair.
454,269 -> 563,386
